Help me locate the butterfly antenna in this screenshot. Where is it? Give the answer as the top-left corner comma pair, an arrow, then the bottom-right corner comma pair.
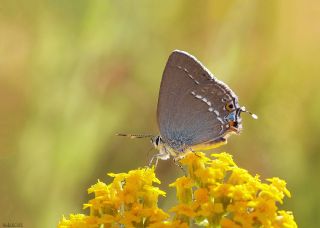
116,133 -> 154,139
240,106 -> 258,119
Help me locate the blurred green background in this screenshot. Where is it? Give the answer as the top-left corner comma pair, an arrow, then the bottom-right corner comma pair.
1,1 -> 319,227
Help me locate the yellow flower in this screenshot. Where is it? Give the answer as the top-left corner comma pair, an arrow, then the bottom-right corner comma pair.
211,152 -> 236,167
211,183 -> 234,198
221,217 -> 242,228
58,214 -> 98,228
194,188 -> 209,204
169,176 -> 193,203
274,211 -> 297,228
170,203 -> 197,217
58,152 -> 297,228
59,167 -> 170,227
179,152 -> 209,182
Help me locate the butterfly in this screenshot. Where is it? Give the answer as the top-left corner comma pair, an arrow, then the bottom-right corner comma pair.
118,50 -> 257,166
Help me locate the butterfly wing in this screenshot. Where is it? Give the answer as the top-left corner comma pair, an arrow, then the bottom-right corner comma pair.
157,50 -> 242,151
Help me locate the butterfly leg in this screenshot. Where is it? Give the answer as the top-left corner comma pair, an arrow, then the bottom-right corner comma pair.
148,154 -> 158,167
149,152 -> 170,167
192,149 -> 202,158
173,155 -> 187,176
181,146 -> 201,158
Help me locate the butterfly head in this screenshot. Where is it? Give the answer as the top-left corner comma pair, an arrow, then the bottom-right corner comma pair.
224,101 -> 258,134
151,135 -> 162,150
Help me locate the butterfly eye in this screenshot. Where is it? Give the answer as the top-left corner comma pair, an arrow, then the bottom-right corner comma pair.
155,137 -> 160,145
225,103 -> 234,111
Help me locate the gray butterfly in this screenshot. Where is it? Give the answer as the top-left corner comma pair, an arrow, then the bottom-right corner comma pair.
118,50 -> 257,165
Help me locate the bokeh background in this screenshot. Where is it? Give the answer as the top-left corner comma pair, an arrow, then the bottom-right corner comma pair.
1,1 -> 319,227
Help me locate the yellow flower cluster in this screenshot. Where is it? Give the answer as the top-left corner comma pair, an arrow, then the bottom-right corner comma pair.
169,152 -> 296,227
59,168 -> 176,227
58,152 -> 297,228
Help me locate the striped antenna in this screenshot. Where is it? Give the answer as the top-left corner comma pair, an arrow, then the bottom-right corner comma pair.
240,106 -> 258,120
116,133 -> 154,139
